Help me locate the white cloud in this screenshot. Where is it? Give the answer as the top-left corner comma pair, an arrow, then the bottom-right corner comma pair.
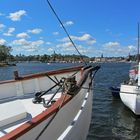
0,24 -> 5,28
102,41 -> 136,56
79,34 -> 96,45
128,45 -> 136,50
77,45 -> 91,53
12,39 -> 44,52
31,40 -> 44,47
48,48 -> 54,52
57,42 -> 73,48
16,32 -> 30,38
12,39 -> 29,46
61,33 -> 96,45
12,39 -> 44,46
0,39 -> 6,45
126,45 -> 136,55
63,21 -> 74,26
23,40 -> 44,52
3,27 -> 15,36
56,42 -> 75,53
46,42 -> 51,45
55,41 -> 92,55
52,32 -> 59,35
0,23 -> 6,31
8,10 -> 26,21
103,41 -> 120,48
28,28 -> 42,34
55,33 -> 96,55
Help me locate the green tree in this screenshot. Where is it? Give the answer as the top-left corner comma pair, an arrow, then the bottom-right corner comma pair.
0,45 -> 12,62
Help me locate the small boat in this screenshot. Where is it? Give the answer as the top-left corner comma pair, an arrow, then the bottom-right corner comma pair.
0,65 -> 100,140
120,62 -> 139,114
120,23 -> 140,115
109,86 -> 120,98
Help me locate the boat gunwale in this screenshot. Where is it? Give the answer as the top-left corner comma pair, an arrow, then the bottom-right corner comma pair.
1,94 -> 72,140
0,65 -> 83,85
0,66 -> 93,140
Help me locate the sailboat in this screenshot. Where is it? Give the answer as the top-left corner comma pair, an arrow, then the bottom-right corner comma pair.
0,0 -> 100,140
120,23 -> 140,115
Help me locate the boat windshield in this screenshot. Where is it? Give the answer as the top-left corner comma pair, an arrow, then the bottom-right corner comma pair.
129,62 -> 138,84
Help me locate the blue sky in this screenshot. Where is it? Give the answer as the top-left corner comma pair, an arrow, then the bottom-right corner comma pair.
0,0 -> 139,57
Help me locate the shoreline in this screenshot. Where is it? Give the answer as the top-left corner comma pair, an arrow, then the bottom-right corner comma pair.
0,62 -> 16,67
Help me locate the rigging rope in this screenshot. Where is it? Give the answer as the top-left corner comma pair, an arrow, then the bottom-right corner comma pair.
46,0 -> 87,65
34,1 -> 101,139
34,66 -> 100,139
35,92 -> 67,140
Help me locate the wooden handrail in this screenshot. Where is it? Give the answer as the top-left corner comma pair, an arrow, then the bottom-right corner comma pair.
0,66 -> 83,85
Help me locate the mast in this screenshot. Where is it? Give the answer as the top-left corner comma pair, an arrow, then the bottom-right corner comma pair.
138,22 -> 140,86
138,22 -> 140,63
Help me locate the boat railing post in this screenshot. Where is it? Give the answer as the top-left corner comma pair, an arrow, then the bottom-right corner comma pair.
13,71 -> 22,80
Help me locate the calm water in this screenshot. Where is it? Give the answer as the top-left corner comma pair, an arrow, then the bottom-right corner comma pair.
87,62 -> 140,140
1,62 -> 140,140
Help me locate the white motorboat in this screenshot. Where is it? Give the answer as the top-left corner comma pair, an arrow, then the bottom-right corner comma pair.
120,63 -> 140,115
120,23 -> 140,115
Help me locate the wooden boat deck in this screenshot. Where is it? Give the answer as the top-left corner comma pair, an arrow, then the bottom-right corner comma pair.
0,92 -> 62,137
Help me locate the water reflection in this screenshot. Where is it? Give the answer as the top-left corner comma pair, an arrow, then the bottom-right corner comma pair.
111,99 -> 140,140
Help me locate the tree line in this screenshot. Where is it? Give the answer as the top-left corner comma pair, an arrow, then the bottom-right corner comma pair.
13,54 -> 90,62
1,45 -> 134,63
0,45 -> 90,63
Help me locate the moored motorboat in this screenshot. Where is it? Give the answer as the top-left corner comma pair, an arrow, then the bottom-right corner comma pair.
120,62 -> 140,115
0,65 -> 100,140
120,23 -> 140,115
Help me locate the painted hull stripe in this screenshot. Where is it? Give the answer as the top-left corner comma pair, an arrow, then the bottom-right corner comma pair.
57,92 -> 89,140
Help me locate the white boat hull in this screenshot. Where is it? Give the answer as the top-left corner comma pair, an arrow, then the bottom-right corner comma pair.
0,66 -> 99,140
17,77 -> 92,140
120,84 -> 140,115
